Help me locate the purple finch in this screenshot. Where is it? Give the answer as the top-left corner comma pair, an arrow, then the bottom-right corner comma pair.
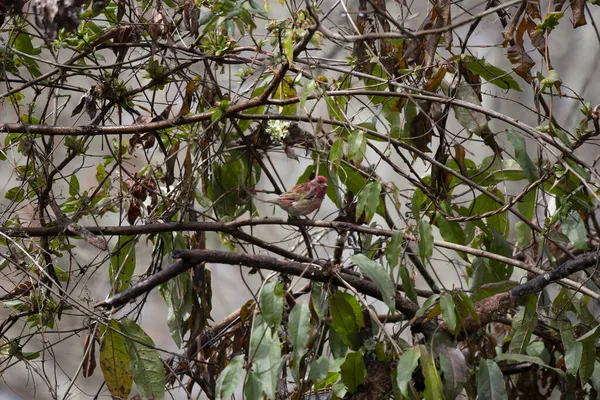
261,176 -> 328,217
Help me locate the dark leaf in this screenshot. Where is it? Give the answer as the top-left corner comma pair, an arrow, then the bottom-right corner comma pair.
478,359 -> 507,400
340,352 -> 366,393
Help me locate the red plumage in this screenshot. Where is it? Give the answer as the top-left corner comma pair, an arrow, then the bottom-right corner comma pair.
269,176 -> 328,216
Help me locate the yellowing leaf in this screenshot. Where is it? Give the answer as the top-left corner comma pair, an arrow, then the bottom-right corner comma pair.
100,320 -> 133,400
178,81 -> 197,116
284,29 -> 294,65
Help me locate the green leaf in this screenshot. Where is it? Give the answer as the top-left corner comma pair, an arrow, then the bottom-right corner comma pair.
350,254 -> 396,312
289,302 -> 311,382
340,352 -> 366,393
283,29 -> 294,65
518,191 -> 536,220
538,12 -> 563,33
110,236 -> 136,293
396,347 -> 420,396
439,344 -> 468,399
329,138 -> 344,171
310,282 -> 326,320
329,292 -> 362,351
487,229 -> 514,279
99,320 -> 133,400
545,230 -> 571,245
565,341 -> 583,376
159,273 -> 193,348
356,181 -> 381,222
443,74 -> 488,135
508,294 -> 538,355
470,191 -> 508,237
14,31 -> 41,56
309,356 -> 330,385
540,69 -> 560,87
434,203 -> 466,250
328,327 -> 348,361
418,219 -> 434,265
119,319 -> 165,400
515,221 -> 531,247
507,130 -> 539,184
591,361 -> 600,395
415,294 -> 440,318
400,266 -> 419,304
420,345 -> 444,400
459,55 -> 522,91
5,187 -> 25,202
562,212 -> 588,250
260,280 -> 284,330
347,130 -> 366,166
244,371 -> 263,400
440,294 -> 457,334
478,359 -> 507,400
69,175 -> 80,197
577,325 -> 600,384
386,231 -> 402,269
215,354 -> 244,400
96,163 -> 111,191
249,315 -> 281,399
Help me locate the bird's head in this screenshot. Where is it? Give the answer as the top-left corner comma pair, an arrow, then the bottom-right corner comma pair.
313,175 -> 327,187
312,175 -> 328,196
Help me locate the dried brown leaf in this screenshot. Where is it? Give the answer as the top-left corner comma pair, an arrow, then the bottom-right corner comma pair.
154,104 -> 173,121
115,0 -> 125,21
149,11 -> 165,41
82,333 -> 97,378
178,81 -> 198,116
454,145 -> 468,176
71,86 -> 98,119
502,0 -> 527,46
127,199 -> 142,225
85,91 -> 97,119
424,64 -> 447,92
554,0 -> 567,11
570,0 -> 586,28
507,44 -> 535,82
526,0 -> 541,20
0,281 -> 33,300
165,141 -> 180,186
525,17 -> 545,55
354,0 -> 373,74
422,6 -> 444,77
129,117 -> 156,153
439,0 -> 452,51
189,1 -> 200,38
409,110 -> 432,155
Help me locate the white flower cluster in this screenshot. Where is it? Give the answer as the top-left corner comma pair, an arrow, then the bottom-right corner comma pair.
266,120 -> 291,142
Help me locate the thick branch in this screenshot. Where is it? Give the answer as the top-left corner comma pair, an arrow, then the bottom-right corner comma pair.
3,217 -> 597,298
97,249 -> 420,319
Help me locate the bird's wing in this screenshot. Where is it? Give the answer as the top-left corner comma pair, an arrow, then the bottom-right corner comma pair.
278,182 -> 313,203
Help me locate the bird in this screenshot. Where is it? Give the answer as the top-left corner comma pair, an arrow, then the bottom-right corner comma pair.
255,176 -> 328,217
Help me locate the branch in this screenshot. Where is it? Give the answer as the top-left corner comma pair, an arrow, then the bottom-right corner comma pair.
96,249 -> 421,319
448,250 -> 600,333
3,217 -> 597,299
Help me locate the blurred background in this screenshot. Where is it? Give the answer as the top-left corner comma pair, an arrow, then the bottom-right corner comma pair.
2,0 -> 600,398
